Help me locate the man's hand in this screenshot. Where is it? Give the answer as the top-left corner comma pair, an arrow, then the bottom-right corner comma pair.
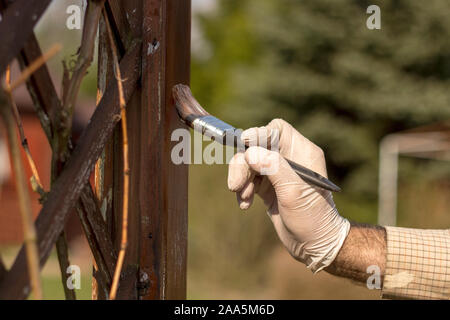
227,119 -> 350,272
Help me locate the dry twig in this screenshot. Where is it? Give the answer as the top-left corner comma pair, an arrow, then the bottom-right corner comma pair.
7,44 -> 62,93
0,38 -> 142,301
50,1 -> 106,300
7,50 -> 75,300
57,1 -> 105,163
102,9 -> 129,300
0,88 -> 42,300
15,34 -> 115,298
5,67 -> 45,198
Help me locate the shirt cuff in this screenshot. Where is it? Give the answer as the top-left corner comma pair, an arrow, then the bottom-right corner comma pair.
382,226 -> 450,300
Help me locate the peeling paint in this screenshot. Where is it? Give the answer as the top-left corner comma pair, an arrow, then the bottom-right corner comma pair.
100,197 -> 107,218
147,41 -> 160,55
384,271 -> 414,289
100,188 -> 113,220
140,271 -> 149,282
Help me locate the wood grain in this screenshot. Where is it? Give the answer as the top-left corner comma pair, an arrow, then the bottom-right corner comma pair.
139,0 -> 191,299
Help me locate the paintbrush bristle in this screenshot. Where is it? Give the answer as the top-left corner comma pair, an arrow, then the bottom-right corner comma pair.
172,84 -> 209,121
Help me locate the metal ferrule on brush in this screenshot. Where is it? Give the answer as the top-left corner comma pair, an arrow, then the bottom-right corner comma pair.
172,84 -> 341,192
187,115 -> 241,147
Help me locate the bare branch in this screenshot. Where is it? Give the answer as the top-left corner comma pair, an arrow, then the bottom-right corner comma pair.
6,63 -> 75,300
13,20 -> 116,294
8,44 -> 62,93
49,1 -> 107,300
102,9 -> 129,300
5,66 -> 45,197
0,40 -> 142,300
17,33 -> 58,142
0,1 -> 117,297
55,233 -> 76,300
0,88 -> 42,299
56,0 -> 105,163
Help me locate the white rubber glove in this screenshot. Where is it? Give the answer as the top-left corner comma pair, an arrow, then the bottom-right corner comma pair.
228,119 -> 350,273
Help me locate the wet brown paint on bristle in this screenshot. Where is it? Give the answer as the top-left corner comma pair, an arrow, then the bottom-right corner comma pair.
172,84 -> 210,120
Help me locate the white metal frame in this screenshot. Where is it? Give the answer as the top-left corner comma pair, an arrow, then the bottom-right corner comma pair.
378,131 -> 450,226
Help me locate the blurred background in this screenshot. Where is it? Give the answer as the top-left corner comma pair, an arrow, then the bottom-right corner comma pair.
0,0 -> 449,299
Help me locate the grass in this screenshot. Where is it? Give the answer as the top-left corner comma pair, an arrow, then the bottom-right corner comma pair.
1,246 -> 93,300
40,275 -> 92,300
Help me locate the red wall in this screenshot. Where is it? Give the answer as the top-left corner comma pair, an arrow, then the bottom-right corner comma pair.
0,115 -> 52,244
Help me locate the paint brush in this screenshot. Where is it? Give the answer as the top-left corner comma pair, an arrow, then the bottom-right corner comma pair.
172,84 -> 341,192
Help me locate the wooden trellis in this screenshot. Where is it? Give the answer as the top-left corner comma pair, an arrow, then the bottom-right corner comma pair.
0,0 -> 190,300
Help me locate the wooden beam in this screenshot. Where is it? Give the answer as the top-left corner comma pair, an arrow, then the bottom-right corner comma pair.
95,0 -> 190,299
0,0 -> 52,75
138,0 -> 191,299
0,41 -> 142,300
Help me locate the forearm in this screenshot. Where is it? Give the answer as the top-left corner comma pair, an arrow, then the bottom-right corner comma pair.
324,222 -> 386,286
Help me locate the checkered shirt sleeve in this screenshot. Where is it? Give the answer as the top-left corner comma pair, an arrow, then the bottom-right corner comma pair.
382,226 -> 450,300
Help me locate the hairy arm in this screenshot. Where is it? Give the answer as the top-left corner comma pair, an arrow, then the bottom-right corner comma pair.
227,119 -> 389,287
325,222 -> 386,286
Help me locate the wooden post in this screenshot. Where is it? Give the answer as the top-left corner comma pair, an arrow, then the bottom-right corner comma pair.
95,0 -> 190,299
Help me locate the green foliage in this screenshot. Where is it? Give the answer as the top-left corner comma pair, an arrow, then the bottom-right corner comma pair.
39,275 -> 92,300
189,0 -> 450,297
192,0 -> 450,198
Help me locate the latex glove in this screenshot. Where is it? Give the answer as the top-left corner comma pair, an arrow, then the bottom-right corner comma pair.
227,119 -> 350,273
